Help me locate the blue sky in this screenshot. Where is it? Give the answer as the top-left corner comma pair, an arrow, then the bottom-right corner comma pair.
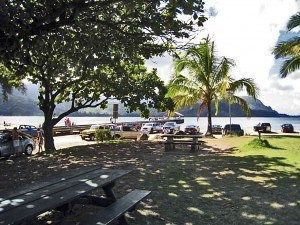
147,0 -> 300,115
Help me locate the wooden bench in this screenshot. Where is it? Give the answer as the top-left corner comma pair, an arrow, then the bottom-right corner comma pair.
81,189 -> 151,225
0,167 -> 150,225
162,134 -> 204,152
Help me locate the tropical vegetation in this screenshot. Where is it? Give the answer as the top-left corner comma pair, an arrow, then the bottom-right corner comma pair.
0,1 -> 206,151
273,12 -> 300,77
168,37 -> 258,135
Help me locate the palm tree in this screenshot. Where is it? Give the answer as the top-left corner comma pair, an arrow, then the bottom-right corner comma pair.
273,12 -> 300,78
167,37 -> 258,135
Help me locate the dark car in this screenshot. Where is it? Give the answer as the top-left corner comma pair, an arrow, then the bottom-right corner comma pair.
19,125 -> 38,137
223,124 -> 244,136
281,124 -> 294,133
253,123 -> 271,133
212,125 -> 222,134
184,125 -> 200,135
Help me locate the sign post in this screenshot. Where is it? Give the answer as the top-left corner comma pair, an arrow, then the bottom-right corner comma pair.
112,104 -> 118,124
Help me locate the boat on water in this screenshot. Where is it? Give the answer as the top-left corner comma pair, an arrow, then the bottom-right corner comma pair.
147,112 -> 184,124
3,122 -> 11,126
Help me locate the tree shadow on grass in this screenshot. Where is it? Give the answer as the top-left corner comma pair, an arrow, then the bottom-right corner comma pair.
134,153 -> 300,225
0,141 -> 299,225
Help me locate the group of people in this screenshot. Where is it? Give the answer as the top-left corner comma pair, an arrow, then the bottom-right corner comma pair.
11,127 -> 44,153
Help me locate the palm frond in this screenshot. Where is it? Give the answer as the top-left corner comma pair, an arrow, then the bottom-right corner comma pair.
273,37 -> 300,59
280,56 -> 300,78
214,57 -> 235,84
229,78 -> 259,99
287,12 -> 300,31
230,96 -> 251,116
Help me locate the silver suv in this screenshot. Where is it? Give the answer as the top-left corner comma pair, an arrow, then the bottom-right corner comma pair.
162,122 -> 180,134
0,132 -> 35,158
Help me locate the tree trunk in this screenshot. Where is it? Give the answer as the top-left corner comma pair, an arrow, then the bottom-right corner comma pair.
206,100 -> 213,136
43,111 -> 56,152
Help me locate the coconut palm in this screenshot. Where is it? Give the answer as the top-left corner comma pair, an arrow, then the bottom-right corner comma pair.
273,12 -> 300,77
167,37 -> 258,135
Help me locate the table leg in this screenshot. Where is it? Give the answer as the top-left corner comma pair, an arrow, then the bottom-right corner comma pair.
103,182 -> 117,201
190,138 -> 197,153
165,137 -> 174,151
102,182 -> 129,225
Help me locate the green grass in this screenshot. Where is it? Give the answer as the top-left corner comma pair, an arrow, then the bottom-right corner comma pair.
236,136 -> 300,172
128,136 -> 300,225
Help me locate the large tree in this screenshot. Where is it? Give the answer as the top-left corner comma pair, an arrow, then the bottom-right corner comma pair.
273,12 -> 300,78
0,1 -> 206,150
168,37 -> 258,135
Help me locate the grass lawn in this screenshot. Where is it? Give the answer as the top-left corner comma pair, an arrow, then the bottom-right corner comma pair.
129,136 -> 300,225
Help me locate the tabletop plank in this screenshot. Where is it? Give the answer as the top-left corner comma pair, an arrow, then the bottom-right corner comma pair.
0,168 -> 127,213
0,169 -> 131,225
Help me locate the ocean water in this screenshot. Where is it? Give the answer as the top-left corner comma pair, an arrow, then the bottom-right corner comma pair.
1,116 -> 300,134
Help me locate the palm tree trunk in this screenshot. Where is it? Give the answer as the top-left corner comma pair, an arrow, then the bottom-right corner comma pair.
206,100 -> 213,136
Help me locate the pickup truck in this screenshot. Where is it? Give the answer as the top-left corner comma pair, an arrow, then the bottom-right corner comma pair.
140,122 -> 162,134
18,125 -> 38,137
80,124 -> 141,140
253,123 -> 271,133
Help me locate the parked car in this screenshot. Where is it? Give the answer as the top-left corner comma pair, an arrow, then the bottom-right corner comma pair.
0,132 -> 35,158
141,122 -> 162,134
253,123 -> 271,133
212,125 -> 222,134
223,124 -> 244,136
162,122 -> 180,134
184,125 -> 200,135
120,125 -> 141,139
18,125 -> 38,137
80,124 -> 121,140
281,124 -> 294,133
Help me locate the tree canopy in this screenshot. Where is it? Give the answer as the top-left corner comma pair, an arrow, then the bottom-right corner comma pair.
0,1 -> 207,150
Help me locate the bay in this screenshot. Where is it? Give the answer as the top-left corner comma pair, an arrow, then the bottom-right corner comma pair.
1,116 -> 300,134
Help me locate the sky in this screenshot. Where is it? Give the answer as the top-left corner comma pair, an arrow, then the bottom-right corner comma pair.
147,0 -> 300,115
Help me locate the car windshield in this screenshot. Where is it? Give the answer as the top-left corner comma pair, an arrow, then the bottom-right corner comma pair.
164,122 -> 174,126
283,124 -> 292,127
225,124 -> 241,130
90,125 -> 100,129
143,123 -> 154,126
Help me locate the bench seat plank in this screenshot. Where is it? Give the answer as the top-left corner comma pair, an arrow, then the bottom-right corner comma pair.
81,189 -> 151,225
0,170 -> 131,225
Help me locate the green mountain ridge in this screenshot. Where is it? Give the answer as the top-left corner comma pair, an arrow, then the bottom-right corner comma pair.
0,89 -> 295,117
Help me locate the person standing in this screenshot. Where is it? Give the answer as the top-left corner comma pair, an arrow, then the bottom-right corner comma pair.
11,127 -> 20,154
37,128 -> 44,153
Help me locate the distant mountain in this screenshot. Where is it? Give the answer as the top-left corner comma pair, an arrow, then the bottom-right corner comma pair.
179,96 -> 291,117
0,85 -> 296,117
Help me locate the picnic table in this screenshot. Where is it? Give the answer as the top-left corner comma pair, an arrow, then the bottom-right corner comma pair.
0,167 -> 150,225
162,134 -> 204,152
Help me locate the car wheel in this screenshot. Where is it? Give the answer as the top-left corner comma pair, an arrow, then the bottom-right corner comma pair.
90,135 -> 95,141
113,134 -> 121,139
24,145 -> 33,155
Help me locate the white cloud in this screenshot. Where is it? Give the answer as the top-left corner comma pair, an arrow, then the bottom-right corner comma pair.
149,0 -> 300,115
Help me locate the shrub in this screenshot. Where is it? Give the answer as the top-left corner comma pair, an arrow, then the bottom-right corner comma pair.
247,138 -> 271,148
95,129 -> 112,142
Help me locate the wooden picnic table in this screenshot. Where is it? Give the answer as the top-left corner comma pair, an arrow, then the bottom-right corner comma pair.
162,134 -> 203,152
0,167 -> 150,225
